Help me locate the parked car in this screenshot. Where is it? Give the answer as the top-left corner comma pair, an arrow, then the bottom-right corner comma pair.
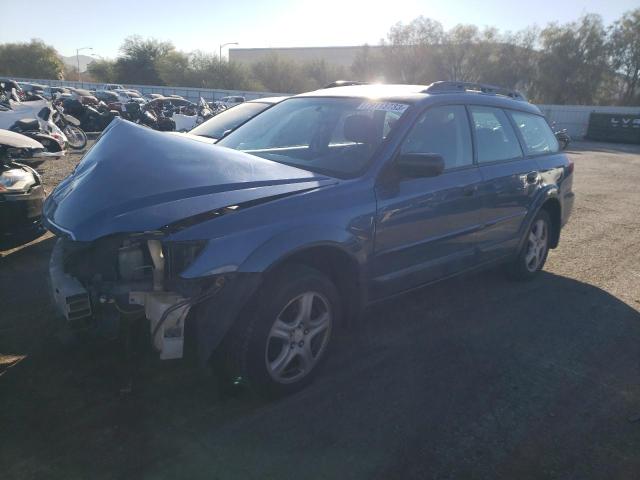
18,83 -> 47,98
219,95 -> 245,108
190,96 -> 288,141
110,89 -> 146,106
100,83 -> 125,91
43,86 -> 71,100
0,129 -> 46,240
68,88 -> 99,106
94,90 -> 120,104
44,82 -> 574,397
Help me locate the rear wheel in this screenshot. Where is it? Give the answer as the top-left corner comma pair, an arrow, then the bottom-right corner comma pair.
508,210 -> 551,280
214,264 -> 341,397
63,125 -> 87,150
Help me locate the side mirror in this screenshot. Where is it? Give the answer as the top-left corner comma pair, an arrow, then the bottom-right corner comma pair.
396,153 -> 445,178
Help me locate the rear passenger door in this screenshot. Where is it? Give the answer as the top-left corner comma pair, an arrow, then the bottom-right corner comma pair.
469,106 -> 540,262
372,105 -> 483,299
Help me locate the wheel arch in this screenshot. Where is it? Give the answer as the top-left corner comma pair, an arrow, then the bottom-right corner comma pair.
540,196 -> 561,249
263,243 -> 365,324
516,186 -> 561,254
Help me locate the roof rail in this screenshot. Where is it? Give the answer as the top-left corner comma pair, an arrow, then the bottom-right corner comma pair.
423,81 -> 527,101
322,80 -> 370,89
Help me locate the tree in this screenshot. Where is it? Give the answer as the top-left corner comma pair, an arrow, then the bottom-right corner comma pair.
251,55 -> 310,93
380,17 -> 444,83
302,59 -> 347,89
155,50 -> 191,86
437,24 -> 483,82
0,39 -> 64,79
534,14 -> 609,104
87,59 -> 117,83
114,35 -> 174,85
475,28 -> 539,95
351,44 -> 383,81
609,8 -> 640,104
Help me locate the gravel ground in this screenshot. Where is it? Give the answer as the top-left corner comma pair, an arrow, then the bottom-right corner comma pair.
0,141 -> 639,480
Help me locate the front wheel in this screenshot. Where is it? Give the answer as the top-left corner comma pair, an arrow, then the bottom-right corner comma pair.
213,264 -> 341,397
63,125 -> 87,150
508,210 -> 551,280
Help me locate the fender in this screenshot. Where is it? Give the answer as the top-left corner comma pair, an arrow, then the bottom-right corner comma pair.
515,184 -> 560,254
27,132 -> 63,152
239,224 -> 367,273
189,224 -> 369,364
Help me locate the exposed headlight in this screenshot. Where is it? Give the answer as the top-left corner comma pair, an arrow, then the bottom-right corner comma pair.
163,240 -> 207,277
0,168 -> 36,193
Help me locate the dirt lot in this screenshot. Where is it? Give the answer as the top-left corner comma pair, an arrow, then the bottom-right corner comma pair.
1,141 -> 639,480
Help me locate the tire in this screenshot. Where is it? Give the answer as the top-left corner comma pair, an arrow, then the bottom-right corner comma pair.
63,125 -> 87,150
214,264 -> 341,398
508,210 -> 551,281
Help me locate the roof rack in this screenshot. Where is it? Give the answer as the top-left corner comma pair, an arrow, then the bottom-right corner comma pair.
322,80 -> 370,89
423,81 -> 527,101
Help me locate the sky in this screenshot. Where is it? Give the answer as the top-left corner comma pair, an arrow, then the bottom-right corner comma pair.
0,0 -> 637,58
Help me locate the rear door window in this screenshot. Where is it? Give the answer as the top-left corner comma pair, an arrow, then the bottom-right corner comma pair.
509,111 -> 559,155
469,106 -> 522,163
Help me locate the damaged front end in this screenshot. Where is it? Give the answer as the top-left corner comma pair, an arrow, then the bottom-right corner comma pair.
49,232 -> 223,360
44,119 -> 330,362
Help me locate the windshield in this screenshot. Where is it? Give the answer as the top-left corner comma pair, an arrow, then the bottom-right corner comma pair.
190,102 -> 271,139
217,97 -> 408,177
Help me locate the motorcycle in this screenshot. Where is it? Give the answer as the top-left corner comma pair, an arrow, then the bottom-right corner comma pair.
552,122 -> 571,150
0,129 -> 46,243
0,102 -> 67,157
171,97 -> 214,132
123,100 -> 175,131
61,98 -> 119,132
52,103 -> 87,150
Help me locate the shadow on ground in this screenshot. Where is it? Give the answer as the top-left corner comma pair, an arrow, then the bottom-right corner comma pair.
1,240 -> 639,480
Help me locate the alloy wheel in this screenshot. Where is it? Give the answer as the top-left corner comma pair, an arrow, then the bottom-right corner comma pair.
525,219 -> 548,272
265,291 -> 332,384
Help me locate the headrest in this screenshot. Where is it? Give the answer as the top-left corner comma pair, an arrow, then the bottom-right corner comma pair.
343,114 -> 376,144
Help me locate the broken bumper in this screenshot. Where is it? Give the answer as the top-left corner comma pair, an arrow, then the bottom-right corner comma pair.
48,238 -> 262,363
49,239 -> 192,359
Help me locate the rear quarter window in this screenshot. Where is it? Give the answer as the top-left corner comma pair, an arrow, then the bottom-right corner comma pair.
509,111 -> 559,155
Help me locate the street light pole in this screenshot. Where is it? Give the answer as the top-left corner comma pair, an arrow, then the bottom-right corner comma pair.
76,46 -> 93,85
219,42 -> 239,61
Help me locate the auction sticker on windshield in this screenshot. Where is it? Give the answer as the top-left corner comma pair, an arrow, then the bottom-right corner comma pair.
357,102 -> 409,114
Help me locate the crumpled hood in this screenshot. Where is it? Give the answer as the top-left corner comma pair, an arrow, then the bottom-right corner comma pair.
44,118 -> 333,241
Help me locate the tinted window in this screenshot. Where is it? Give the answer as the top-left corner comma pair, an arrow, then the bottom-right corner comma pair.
400,105 -> 472,169
190,102 -> 270,139
510,111 -> 559,155
470,106 -> 522,163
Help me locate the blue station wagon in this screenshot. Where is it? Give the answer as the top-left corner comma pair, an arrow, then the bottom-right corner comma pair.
44,81 -> 574,396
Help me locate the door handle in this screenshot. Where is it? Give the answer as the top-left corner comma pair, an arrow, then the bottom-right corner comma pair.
525,171 -> 540,184
463,185 -> 476,196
